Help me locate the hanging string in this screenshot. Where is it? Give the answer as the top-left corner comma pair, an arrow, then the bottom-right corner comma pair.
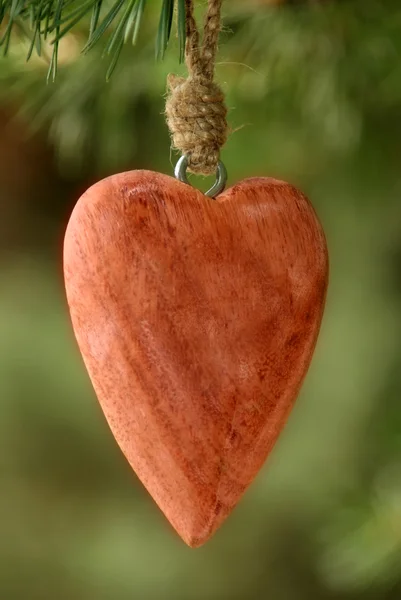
165,0 -> 228,176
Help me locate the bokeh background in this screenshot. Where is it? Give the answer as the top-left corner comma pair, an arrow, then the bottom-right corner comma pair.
1,1 -> 401,598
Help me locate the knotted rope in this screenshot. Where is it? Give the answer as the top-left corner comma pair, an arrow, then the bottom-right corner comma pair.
165,0 -> 228,176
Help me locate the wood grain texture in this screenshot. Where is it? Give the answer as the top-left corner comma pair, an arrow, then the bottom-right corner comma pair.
63,171 -> 328,547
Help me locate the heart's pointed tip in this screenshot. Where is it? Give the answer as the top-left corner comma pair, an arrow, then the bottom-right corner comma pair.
173,506 -> 228,549
185,538 -> 207,549
180,530 -> 213,549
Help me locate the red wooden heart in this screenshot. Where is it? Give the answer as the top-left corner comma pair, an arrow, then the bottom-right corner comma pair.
63,171 -> 328,547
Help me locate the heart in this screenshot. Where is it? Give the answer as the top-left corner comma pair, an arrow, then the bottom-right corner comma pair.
63,171 -> 328,547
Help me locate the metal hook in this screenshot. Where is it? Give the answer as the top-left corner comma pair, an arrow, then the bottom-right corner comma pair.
174,155 -> 227,199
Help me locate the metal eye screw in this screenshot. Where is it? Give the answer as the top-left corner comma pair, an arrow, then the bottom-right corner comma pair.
175,155 -> 227,199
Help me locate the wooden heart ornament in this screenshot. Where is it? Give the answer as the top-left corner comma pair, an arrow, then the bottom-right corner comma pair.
63,171 -> 328,547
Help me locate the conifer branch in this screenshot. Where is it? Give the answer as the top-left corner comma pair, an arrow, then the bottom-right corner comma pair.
0,0 -> 186,80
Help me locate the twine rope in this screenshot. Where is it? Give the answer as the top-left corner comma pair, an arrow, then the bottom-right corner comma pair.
165,0 -> 228,176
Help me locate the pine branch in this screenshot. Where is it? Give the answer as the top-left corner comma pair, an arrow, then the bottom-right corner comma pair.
0,0 -> 186,80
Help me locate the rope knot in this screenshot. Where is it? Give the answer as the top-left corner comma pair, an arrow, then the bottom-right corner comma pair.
166,74 -> 228,175
165,0 -> 227,176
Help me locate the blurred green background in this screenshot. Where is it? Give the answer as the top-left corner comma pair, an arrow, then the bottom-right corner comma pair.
1,1 -> 401,598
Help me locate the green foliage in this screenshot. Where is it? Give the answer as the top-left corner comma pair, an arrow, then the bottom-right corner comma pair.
2,1 -> 401,174
0,0 -> 186,80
